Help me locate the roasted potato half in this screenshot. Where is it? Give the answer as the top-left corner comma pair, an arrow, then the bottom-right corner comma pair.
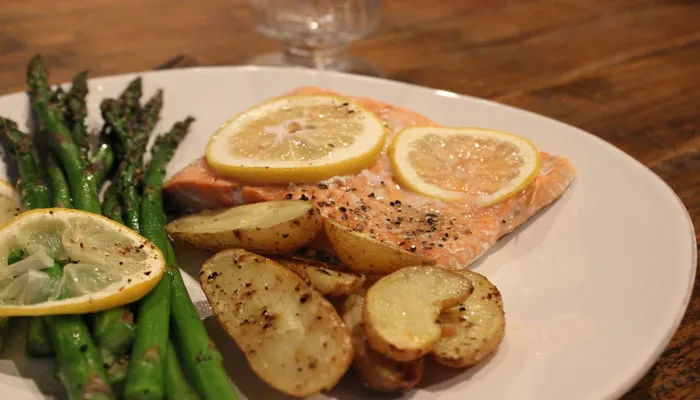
342,290 -> 424,392
324,218 -> 436,274
167,200 -> 321,255
433,270 -> 505,368
200,249 -> 353,397
364,266 -> 473,362
273,257 -> 366,296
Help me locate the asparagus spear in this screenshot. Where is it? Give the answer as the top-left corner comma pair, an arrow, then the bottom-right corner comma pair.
89,77 -> 141,189
119,77 -> 142,122
90,143 -> 116,186
25,56 -> 115,400
7,248 -> 26,264
51,86 -> 67,117
139,89 -> 163,135
95,180 -> 137,368
91,308 -> 136,365
120,90 -> 163,233
1,127 -> 113,396
27,55 -> 101,214
0,118 -> 51,209
164,339 -> 200,400
100,78 -> 142,157
107,357 -> 130,398
46,314 -> 114,400
167,241 -> 237,399
0,118 -> 60,357
91,88 -> 164,366
102,181 -> 125,225
64,70 -> 90,161
26,318 -> 54,357
125,117 -> 194,400
46,153 -> 72,208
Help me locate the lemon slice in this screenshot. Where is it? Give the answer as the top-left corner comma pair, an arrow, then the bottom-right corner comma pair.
0,208 -> 165,316
205,94 -> 386,183
390,127 -> 541,206
0,180 -> 21,227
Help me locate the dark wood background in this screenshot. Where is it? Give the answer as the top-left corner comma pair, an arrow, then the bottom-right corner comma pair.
1,0 -> 698,398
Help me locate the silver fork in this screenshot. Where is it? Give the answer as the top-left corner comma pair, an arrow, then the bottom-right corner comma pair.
153,54 -> 200,70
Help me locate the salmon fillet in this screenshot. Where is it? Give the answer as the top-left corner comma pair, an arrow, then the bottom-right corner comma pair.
165,87 -> 576,270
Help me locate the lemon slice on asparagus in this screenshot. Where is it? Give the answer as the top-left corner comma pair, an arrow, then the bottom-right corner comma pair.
205,94 -> 386,183
0,180 -> 21,227
390,127 -> 541,206
0,208 -> 165,316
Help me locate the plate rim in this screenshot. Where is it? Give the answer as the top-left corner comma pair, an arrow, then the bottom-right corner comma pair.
0,65 -> 696,399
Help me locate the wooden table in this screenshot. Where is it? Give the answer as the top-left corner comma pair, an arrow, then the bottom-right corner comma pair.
1,0 -> 698,398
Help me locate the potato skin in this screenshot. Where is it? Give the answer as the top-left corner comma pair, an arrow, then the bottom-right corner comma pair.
324,218 -> 435,274
363,266 -> 473,362
200,249 -> 353,397
273,257 -> 366,296
432,270 -> 505,368
341,291 -> 424,392
167,201 -> 322,255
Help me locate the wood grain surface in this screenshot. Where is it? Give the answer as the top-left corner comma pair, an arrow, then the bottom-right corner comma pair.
1,0 -> 698,398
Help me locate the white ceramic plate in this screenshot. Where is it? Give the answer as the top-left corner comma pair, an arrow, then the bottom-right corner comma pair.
0,67 -> 695,400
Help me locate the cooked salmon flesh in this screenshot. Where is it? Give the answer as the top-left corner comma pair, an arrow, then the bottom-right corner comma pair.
164,87 -> 576,270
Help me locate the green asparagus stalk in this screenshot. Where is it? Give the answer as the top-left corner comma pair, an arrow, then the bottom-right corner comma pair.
154,118 -> 235,398
102,182 -> 125,225
1,121 -> 113,396
7,248 -> 26,264
1,118 -> 61,357
46,153 -> 72,208
64,70 -> 90,161
90,143 -> 116,186
91,81 -> 166,374
93,87 -> 164,392
26,259 -> 63,357
27,55 -> 101,214
124,275 -> 171,400
100,98 -> 140,230
46,314 -> 115,400
51,86 -> 67,117
167,241 -> 236,399
100,78 -> 142,157
101,89 -> 163,235
25,56 -> 115,400
94,180 -> 137,366
124,117 -> 194,400
164,339 -> 200,400
107,357 -> 130,398
0,118 -> 51,209
139,89 -> 163,135
26,314 -> 55,358
25,161 -> 72,357
119,77 -> 142,121
91,308 -> 136,365
118,161 -> 143,232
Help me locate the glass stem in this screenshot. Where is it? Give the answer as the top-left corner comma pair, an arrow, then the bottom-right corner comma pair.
283,44 -> 347,69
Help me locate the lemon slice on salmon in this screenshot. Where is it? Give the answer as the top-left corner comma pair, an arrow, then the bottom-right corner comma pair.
390,127 -> 541,206
205,94 -> 386,183
0,208 -> 165,316
0,180 -> 21,227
